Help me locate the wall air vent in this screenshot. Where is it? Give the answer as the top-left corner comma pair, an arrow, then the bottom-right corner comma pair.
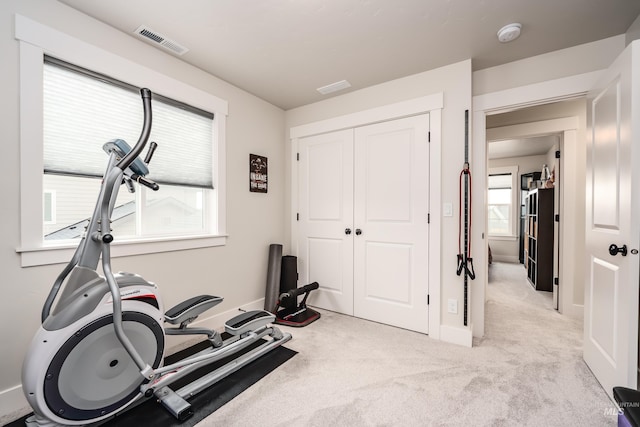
134,25 -> 189,56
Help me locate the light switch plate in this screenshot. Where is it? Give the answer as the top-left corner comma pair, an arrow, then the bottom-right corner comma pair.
443,202 -> 453,217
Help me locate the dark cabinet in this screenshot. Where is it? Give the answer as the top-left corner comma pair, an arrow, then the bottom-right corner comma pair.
524,188 -> 554,291
519,172 -> 541,264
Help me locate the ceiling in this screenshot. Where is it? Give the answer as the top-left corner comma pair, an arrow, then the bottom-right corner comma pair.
59,0 -> 640,110
488,135 -> 558,160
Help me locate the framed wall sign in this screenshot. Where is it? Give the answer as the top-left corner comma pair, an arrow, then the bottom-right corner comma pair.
249,154 -> 268,193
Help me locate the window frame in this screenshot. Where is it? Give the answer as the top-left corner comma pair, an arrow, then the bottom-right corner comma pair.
15,15 -> 228,267
487,166 -> 518,239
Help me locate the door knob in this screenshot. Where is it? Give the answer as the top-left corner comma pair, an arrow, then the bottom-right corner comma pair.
345,228 -> 352,235
609,244 -> 628,257
355,229 -> 362,236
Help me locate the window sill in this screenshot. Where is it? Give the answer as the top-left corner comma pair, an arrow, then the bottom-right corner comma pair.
487,235 -> 518,241
17,234 -> 227,267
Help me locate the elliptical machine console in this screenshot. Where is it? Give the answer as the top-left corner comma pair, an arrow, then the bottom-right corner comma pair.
22,89 -> 291,426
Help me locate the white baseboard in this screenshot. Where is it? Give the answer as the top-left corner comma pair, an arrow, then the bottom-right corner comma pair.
0,298 -> 267,423
0,385 -> 30,425
439,325 -> 473,347
561,303 -> 584,321
492,255 -> 520,263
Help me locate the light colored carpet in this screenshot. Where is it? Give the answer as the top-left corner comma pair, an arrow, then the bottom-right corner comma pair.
198,262 -> 616,426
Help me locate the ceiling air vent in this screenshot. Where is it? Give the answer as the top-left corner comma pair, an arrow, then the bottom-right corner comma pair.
134,25 -> 189,56
316,80 -> 351,95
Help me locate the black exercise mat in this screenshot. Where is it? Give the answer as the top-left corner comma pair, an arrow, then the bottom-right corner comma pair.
6,340 -> 296,427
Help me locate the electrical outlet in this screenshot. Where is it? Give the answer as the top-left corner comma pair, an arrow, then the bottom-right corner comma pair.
448,299 -> 458,314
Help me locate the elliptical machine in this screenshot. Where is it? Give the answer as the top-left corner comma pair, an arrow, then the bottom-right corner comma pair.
21,88 -> 292,426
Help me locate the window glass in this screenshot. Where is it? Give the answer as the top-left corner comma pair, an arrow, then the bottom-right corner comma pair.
42,58 -> 214,241
488,173 -> 513,236
43,191 -> 55,224
142,185 -> 207,237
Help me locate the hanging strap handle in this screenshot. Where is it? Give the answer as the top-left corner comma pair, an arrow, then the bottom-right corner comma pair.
466,258 -> 476,280
456,254 -> 464,276
456,165 -> 475,280
456,169 -> 465,276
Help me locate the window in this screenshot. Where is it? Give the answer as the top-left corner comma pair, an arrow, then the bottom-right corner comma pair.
488,166 -> 518,238
16,15 -> 228,266
43,191 -> 56,225
43,58 -> 214,241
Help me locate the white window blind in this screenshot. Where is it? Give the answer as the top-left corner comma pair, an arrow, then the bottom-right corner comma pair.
488,172 -> 514,236
488,173 -> 512,190
43,57 -> 214,188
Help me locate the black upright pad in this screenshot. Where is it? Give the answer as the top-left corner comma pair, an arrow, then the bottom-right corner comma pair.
264,244 -> 282,313
280,256 -> 298,309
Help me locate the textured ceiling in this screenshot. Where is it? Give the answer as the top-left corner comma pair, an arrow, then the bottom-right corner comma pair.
59,0 -> 640,110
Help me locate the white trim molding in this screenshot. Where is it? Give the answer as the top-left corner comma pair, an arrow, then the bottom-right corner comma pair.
440,325 -> 473,347
474,71 -> 601,114
290,93 -> 444,139
486,117 -> 580,141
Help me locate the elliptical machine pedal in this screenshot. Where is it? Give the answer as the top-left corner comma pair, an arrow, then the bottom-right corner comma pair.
165,295 -> 223,325
225,310 -> 276,336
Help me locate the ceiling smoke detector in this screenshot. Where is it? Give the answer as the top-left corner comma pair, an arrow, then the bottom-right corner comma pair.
497,23 -> 522,43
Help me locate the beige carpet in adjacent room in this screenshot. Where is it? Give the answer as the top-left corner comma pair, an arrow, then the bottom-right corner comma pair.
199,262 -> 615,426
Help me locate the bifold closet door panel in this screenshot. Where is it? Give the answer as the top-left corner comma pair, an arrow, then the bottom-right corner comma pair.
353,114 -> 430,333
297,129 -> 355,315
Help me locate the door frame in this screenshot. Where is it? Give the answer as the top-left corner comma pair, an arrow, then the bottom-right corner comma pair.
471,71 -> 602,338
289,93 -> 443,339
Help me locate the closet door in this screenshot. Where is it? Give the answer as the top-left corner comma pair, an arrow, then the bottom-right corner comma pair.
353,114 -> 430,333
298,129 -> 354,315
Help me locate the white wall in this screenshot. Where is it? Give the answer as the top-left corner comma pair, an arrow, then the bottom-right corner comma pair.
473,35 -> 625,96
0,0 -> 285,420
488,154 -> 547,263
626,14 -> 640,46
285,60 -> 472,343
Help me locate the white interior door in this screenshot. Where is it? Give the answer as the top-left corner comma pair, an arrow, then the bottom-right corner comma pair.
298,129 -> 354,315
584,41 -> 640,399
353,115 -> 430,333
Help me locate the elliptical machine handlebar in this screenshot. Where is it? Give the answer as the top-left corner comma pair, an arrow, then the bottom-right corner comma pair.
116,88 -> 153,172
131,173 -> 160,191
280,281 -> 319,299
40,88 -> 154,323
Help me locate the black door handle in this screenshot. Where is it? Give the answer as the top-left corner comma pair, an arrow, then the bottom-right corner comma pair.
355,229 -> 362,236
609,244 -> 628,256
345,228 -> 352,235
